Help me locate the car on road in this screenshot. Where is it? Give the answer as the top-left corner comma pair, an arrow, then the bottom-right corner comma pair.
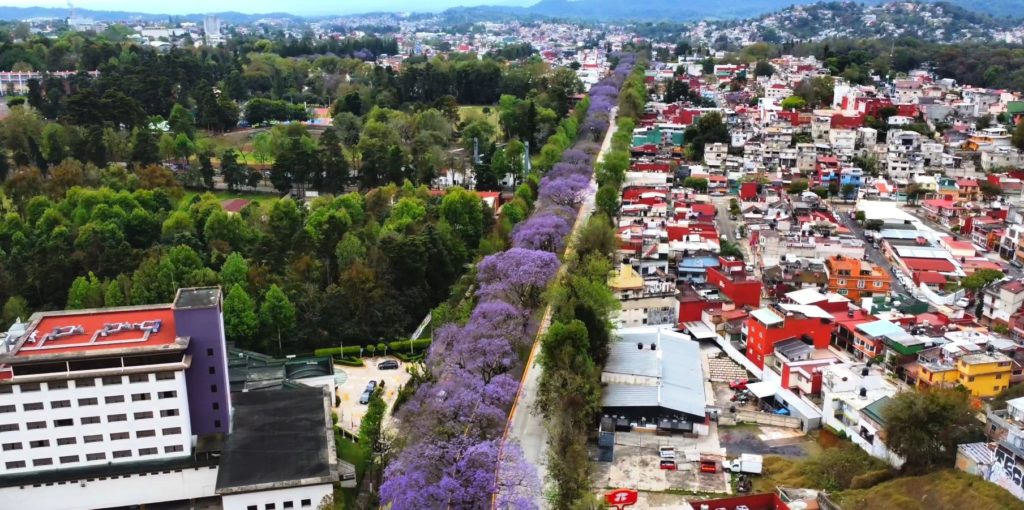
1013,260 -> 1024,269
744,264 -> 754,273
378,360 -> 399,370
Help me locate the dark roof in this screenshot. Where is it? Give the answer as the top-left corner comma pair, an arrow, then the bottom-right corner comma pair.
215,386 -> 336,493
173,287 -> 221,310
0,453 -> 217,489
862,396 -> 893,426
227,347 -> 333,392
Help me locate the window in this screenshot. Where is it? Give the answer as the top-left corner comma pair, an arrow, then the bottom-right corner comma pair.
969,376 -> 976,382
155,372 -> 175,381
0,423 -> 19,432
108,414 -> 127,423
837,279 -> 847,286
132,393 -> 151,402
284,503 -> 294,509
301,500 -> 312,507
54,419 -> 73,427
162,427 -> 182,436
158,391 -> 177,399
248,506 -> 258,510
57,437 -> 76,446
74,378 -> 96,388
857,280 -> 866,289
214,420 -> 221,428
84,435 -> 102,443
873,281 -> 884,288
206,348 -> 214,356
102,376 -> 122,386
134,411 -> 153,420
105,395 -> 125,404
136,430 -> 155,438
78,397 -> 98,406
86,453 -> 106,461
213,402 -> 219,410
838,289 -> 849,295
997,374 -> 1003,379
59,455 -> 79,464
164,445 -> 184,453
160,409 -> 179,417
23,402 -> 43,411
128,374 -> 149,383
2,442 -> 22,451
51,400 -> 71,409
210,384 -> 218,393
32,458 -> 53,467
112,450 -> 131,458
5,461 -> 25,469
996,386 -> 1001,391
47,381 -> 68,390
27,421 -> 46,430
0,404 -> 14,413
138,447 -> 157,456
20,383 -> 40,392
266,504 -> 276,510
110,432 -> 129,440
81,416 -> 100,425
0,386 -> 10,394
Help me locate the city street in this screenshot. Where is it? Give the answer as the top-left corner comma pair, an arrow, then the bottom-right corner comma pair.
837,209 -> 911,297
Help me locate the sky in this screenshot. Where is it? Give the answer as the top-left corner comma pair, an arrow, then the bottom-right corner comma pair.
0,0 -> 532,15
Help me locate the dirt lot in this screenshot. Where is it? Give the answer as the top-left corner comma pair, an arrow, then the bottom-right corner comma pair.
718,424 -> 819,458
332,356 -> 411,435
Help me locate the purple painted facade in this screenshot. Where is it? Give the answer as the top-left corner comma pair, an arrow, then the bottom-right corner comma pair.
173,287 -> 232,436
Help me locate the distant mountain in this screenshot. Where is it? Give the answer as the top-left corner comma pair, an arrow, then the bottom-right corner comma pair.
0,6 -> 302,24
520,0 -> 1023,22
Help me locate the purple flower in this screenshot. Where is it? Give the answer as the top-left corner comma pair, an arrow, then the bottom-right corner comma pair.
476,247 -> 560,309
511,210 -> 574,252
538,173 -> 590,208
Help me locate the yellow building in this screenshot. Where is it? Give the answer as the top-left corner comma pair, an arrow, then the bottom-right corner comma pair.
917,363 -> 959,390
957,353 -> 1013,398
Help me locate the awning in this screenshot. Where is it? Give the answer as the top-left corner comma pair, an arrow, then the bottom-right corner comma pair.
746,380 -> 778,399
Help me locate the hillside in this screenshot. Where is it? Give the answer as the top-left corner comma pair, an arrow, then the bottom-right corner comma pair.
836,469 -> 1024,510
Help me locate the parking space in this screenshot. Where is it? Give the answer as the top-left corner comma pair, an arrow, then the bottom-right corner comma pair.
332,356 -> 411,435
592,428 -> 729,494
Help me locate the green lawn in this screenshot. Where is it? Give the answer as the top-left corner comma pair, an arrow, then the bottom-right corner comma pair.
335,435 -> 366,509
459,105 -> 499,128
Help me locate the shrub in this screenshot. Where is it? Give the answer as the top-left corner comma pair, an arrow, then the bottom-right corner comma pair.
850,468 -> 896,490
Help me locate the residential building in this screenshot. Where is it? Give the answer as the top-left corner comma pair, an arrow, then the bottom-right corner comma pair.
824,255 -> 890,301
607,264 -> 678,328
981,279 -> 1024,327
743,303 -> 834,369
917,349 -> 1014,397
820,363 -> 903,467
706,257 -> 762,309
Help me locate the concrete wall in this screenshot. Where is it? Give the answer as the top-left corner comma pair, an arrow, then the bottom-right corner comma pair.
221,484 -> 334,510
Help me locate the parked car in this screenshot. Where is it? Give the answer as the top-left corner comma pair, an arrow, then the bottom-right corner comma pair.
1012,260 -> 1023,269
359,390 -> 372,405
659,460 -> 677,470
378,360 -> 399,370
659,446 -> 676,459
729,378 -> 749,391
724,454 -> 764,475
366,380 -> 377,393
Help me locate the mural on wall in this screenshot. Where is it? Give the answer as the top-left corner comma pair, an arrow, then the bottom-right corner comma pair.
989,443 -> 1024,501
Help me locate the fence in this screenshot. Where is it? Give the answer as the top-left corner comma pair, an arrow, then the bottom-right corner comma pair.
719,409 -> 803,429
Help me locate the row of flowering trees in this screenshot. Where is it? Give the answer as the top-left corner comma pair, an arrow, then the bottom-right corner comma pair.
379,54 -> 637,509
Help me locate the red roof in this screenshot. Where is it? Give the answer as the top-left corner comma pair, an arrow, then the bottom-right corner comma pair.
16,307 -> 177,358
914,271 -> 948,285
221,198 -> 251,213
691,204 -> 717,216
902,258 -> 956,272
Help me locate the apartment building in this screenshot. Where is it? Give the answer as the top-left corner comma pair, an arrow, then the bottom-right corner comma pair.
825,255 -> 890,301
981,279 -> 1024,327
0,287 -> 348,510
820,363 -> 903,467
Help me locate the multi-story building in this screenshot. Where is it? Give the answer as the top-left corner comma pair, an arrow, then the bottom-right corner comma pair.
820,363 -> 903,467
743,303 -> 834,369
0,287 -> 349,510
824,255 -> 890,301
608,264 -> 678,328
981,279 -> 1024,327
982,147 -> 1024,172
917,349 -> 1014,398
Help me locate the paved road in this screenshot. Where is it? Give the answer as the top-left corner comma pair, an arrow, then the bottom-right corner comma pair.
837,210 -> 911,297
502,107 -> 619,509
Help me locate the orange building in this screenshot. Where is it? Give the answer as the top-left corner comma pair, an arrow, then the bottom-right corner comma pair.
825,255 -> 891,301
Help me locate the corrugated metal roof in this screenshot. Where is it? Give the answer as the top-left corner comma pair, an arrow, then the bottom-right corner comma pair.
751,308 -> 783,326
601,328 -> 706,417
856,320 -> 904,338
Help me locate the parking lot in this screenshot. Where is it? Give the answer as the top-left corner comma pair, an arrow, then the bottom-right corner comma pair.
332,356 -> 411,435
591,428 -> 729,494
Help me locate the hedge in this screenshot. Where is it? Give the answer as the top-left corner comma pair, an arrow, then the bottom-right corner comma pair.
314,338 -> 432,358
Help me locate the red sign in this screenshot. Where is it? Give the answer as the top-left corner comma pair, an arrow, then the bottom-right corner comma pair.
605,488 -> 638,509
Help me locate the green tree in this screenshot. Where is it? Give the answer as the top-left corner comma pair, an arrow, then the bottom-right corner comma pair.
883,389 -> 983,472
358,388 -> 387,460
1,296 -> 29,328
787,178 -> 809,194
261,284 -> 296,355
595,184 -> 620,220
220,253 -> 250,289
682,176 -> 709,192
720,240 -> 744,260
1013,119 -> 1024,151
104,279 -> 126,307
979,180 -> 1003,202
439,187 -> 485,250
960,268 -> 1005,292
66,272 -> 104,310
224,284 -> 259,347
220,149 -> 247,191
780,96 -> 807,111
168,103 -> 196,139
335,232 -> 366,268
841,183 -> 857,200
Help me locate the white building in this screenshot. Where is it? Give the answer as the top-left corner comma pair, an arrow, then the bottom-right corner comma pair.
820,363 -> 904,467
204,15 -> 224,46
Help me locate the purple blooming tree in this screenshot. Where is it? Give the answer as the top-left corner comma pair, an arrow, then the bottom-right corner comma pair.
560,149 -> 591,166
495,440 -> 541,510
539,173 -> 590,208
467,300 -> 529,345
476,247 -> 560,309
512,211 -> 574,252
547,162 -> 591,181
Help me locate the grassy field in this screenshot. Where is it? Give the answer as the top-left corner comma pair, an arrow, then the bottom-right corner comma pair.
180,190 -> 278,206
459,105 -> 499,128
837,470 -> 1024,510
334,435 -> 367,509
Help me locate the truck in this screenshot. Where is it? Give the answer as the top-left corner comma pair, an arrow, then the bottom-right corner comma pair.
724,453 -> 763,475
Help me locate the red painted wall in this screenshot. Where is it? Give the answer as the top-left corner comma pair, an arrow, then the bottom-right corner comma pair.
707,266 -> 762,309
746,314 -> 833,369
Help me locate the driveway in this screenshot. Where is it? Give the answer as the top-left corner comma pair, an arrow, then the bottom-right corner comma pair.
333,356 -> 411,435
